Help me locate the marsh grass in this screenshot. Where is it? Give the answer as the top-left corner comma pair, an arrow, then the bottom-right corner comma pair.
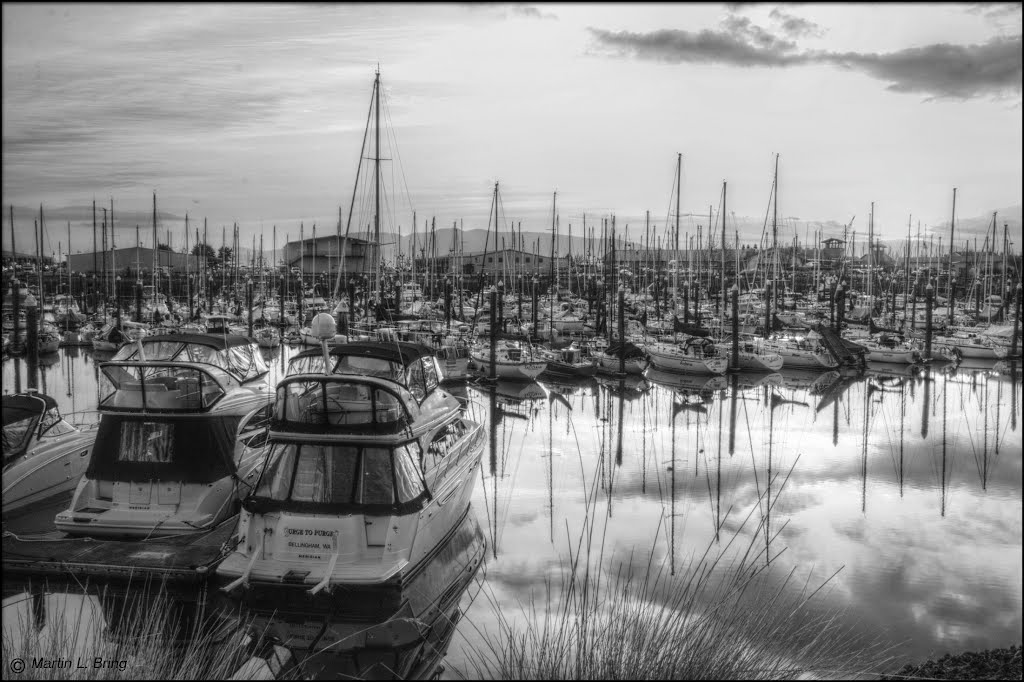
1,580 -> 252,680
459,452 -> 896,680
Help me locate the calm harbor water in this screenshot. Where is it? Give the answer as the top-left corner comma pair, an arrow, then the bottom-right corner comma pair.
2,345 -> 1021,675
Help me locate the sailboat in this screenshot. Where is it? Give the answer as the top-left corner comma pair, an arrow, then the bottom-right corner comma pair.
643,154 -> 730,375
850,203 -> 922,364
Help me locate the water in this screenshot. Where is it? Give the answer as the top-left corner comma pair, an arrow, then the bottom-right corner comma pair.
3,346 -> 1021,676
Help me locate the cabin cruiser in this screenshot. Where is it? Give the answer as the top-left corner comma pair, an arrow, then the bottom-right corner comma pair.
470,339 -> 548,381
857,333 -> 922,364
435,336 -> 474,382
539,342 -> 598,378
91,322 -> 131,352
217,316 -> 485,603
2,392 -> 98,516
644,337 -> 729,375
53,333 -> 273,538
764,334 -> 839,370
597,341 -> 650,375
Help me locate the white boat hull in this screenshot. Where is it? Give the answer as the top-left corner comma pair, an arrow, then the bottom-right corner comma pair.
646,343 -> 728,375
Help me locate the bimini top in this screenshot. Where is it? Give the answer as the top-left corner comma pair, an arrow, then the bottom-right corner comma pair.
3,392 -> 57,421
112,333 -> 268,383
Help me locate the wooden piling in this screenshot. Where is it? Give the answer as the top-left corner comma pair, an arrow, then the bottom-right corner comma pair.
925,284 -> 934,359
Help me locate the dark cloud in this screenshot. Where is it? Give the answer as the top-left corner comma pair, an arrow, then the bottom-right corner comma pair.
722,14 -> 798,51
823,36 -> 1023,99
965,2 -> 1023,24
458,3 -> 557,20
768,7 -> 825,39
588,27 -> 805,67
588,19 -> 1023,100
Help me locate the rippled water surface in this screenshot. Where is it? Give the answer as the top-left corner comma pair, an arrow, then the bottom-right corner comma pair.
3,345 -> 1021,675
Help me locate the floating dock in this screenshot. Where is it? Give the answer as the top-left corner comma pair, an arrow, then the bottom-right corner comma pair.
2,516 -> 235,597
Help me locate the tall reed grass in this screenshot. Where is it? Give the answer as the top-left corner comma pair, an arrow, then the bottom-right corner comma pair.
1,581 -> 251,680
459,456 -> 894,680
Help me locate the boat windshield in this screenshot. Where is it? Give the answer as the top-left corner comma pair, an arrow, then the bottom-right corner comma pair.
333,355 -> 404,381
99,363 -> 229,411
111,339 -> 267,382
274,379 -> 410,430
2,412 -> 38,460
287,354 -> 329,376
251,441 -> 427,514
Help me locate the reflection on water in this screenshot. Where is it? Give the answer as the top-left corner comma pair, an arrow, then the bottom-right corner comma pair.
2,347 -> 1021,672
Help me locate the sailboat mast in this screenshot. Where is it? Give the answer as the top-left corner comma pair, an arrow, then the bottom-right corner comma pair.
721,182 -> 727,331
152,192 -> 158,295
675,153 -> 681,321
374,68 -> 382,301
948,187 -> 956,325
868,202 -> 873,302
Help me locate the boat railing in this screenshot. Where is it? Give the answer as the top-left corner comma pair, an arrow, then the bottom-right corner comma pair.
65,409 -> 103,430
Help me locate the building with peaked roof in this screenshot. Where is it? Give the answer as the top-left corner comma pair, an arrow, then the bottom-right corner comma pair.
282,234 -> 375,277
67,247 -> 194,274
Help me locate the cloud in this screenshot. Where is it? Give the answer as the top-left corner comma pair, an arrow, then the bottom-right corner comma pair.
509,4 -> 557,20
587,16 -> 1023,100
588,27 -> 804,67
823,36 -> 1023,100
768,7 -> 825,39
965,2 -> 1023,27
459,3 -> 557,20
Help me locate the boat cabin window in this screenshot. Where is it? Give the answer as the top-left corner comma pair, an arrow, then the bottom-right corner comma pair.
38,408 -> 75,438
113,340 -> 183,362
239,403 -> 274,449
275,379 -> 407,428
421,357 -> 439,394
2,412 -> 38,457
333,355 -> 404,381
406,360 -> 427,401
287,354 -> 329,376
253,441 -> 427,513
119,421 -> 175,463
506,347 -> 522,362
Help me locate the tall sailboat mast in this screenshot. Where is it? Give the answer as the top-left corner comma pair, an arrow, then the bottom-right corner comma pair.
948,187 -> 956,325
373,67 -> 382,301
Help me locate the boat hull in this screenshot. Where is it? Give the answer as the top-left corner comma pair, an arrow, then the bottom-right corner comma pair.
646,343 -> 727,375
2,431 -> 97,517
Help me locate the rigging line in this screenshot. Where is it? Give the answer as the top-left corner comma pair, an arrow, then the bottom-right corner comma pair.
380,85 -> 416,220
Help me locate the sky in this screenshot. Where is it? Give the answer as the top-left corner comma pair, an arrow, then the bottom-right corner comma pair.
2,2 -> 1022,258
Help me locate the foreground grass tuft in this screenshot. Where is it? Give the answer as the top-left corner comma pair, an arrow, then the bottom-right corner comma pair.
460,458 -> 894,680
1,583 -> 250,680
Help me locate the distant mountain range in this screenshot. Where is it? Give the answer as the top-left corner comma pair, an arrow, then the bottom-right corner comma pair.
5,203 -> 1020,263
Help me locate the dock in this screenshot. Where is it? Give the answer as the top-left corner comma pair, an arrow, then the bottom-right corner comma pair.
2,518 -> 235,597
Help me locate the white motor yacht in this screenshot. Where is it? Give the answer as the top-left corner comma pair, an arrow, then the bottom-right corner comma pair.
2,392 -> 99,516
217,317 -> 485,604
53,333 -> 273,538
